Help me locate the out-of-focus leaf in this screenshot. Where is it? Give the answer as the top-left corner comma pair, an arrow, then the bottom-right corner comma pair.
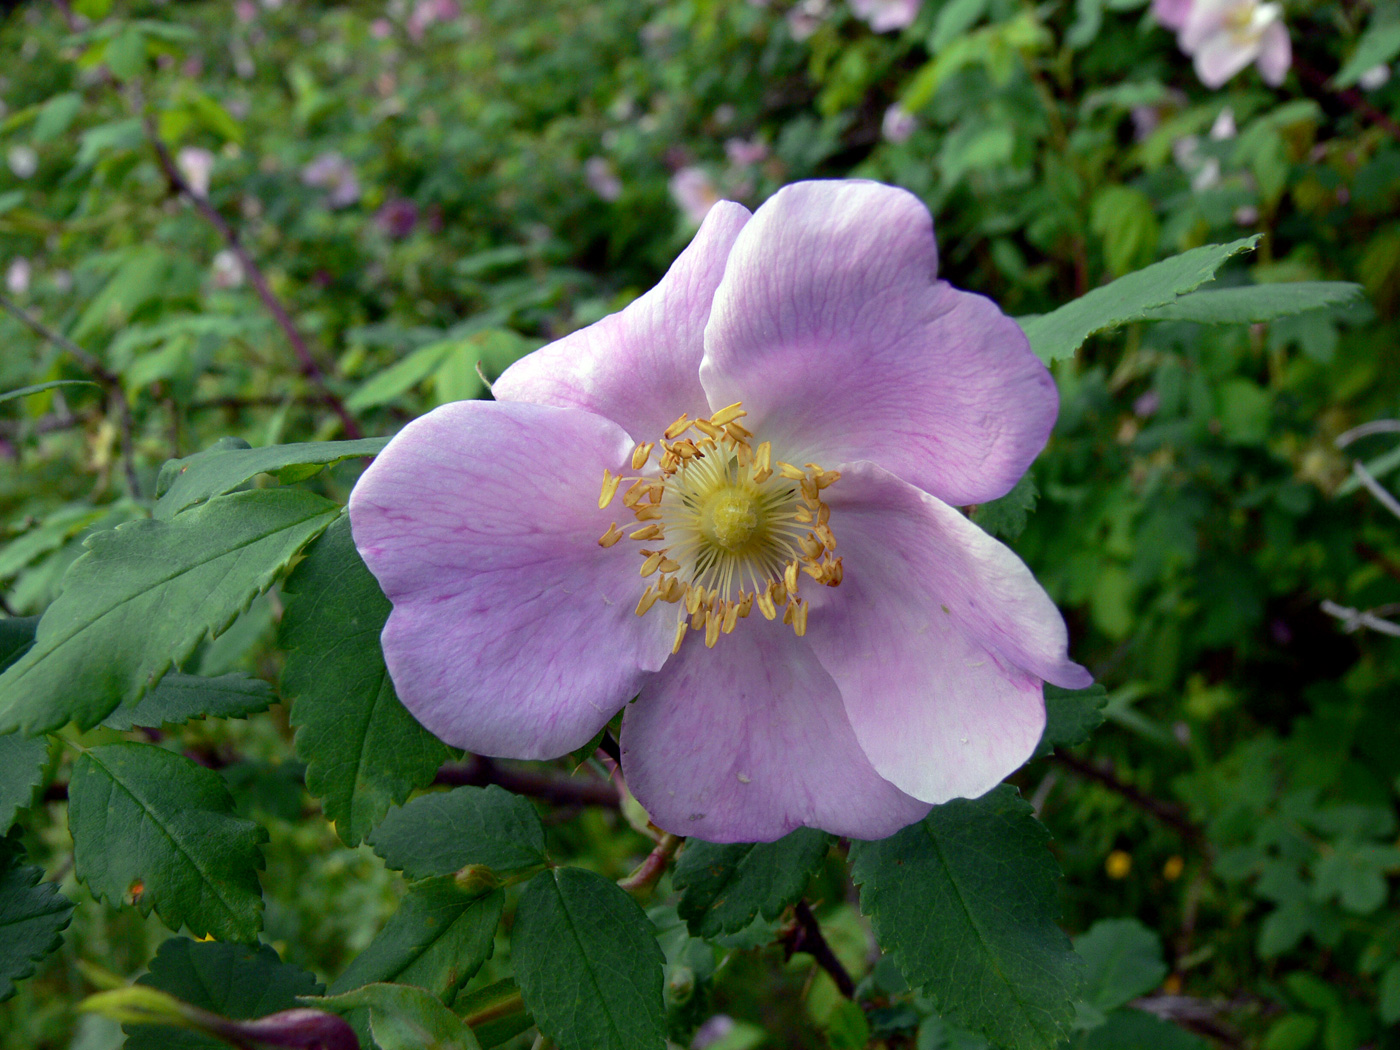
1333,23 -> 1400,88
370,784 -> 548,879
0,838 -> 74,1002
311,983 -> 481,1050
1073,919 -> 1168,1012
0,380 -> 100,405
970,472 -> 1038,540
672,828 -> 829,939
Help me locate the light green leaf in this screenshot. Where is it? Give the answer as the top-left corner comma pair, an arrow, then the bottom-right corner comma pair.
0,489 -> 339,735
346,340 -> 460,411
369,785 -> 548,879
850,786 -> 1082,1050
101,672 -> 276,731
1019,238 -> 1258,362
0,504 -> 114,582
1076,1008 -> 1206,1050
1140,282 -> 1363,323
513,867 -> 667,1050
1333,23 -> 1400,89
104,26 -> 147,80
672,828 -> 830,939
312,983 -> 481,1050
126,937 -> 323,1050
31,93 -> 83,143
0,732 -> 48,833
154,437 -> 388,519
1073,919 -> 1168,1012
0,839 -> 73,1002
68,742 -> 267,942
330,879 -> 503,1003
282,516 -> 454,846
0,380 -> 100,406
1035,684 -> 1108,758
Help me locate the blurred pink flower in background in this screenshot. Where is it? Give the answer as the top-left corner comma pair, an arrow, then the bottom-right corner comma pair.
7,145 -> 37,179
850,0 -> 921,32
301,152 -> 361,208
786,0 -> 830,41
882,104 -> 917,143
370,18 -> 394,39
6,258 -> 31,296
176,146 -> 214,198
669,166 -> 721,225
585,156 -> 624,202
1153,0 -> 1290,88
724,138 -> 769,168
211,249 -> 245,289
1359,64 -> 1391,91
407,0 -> 459,41
374,197 -> 420,238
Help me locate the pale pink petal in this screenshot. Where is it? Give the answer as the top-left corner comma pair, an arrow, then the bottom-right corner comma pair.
620,615 -> 931,842
349,400 -> 674,758
1194,31 -> 1257,88
1179,0 -> 1228,52
1255,20 -> 1291,86
701,181 -> 1056,507
493,201 -> 751,441
806,462 -> 1091,804
1151,0 -> 1192,30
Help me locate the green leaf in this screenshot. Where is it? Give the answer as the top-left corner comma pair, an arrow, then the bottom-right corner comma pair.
454,979 -> 534,1048
101,672 -> 277,731
0,489 -> 339,735
68,742 -> 267,942
330,879 -> 503,1003
0,505 -> 115,582
346,340 -> 460,411
312,983 -> 481,1050
672,827 -> 830,939
31,93 -> 83,143
850,786 -> 1082,1050
1333,22 -> 1400,89
1077,1009 -> 1206,1050
0,380 -> 100,405
1035,684 -> 1108,758
1139,282 -> 1363,324
970,473 -> 1038,540
0,618 -> 38,673
369,785 -> 549,879
1019,238 -> 1258,363
1379,961 -> 1400,1025
282,516 -> 454,846
1073,919 -> 1167,1012
104,26 -> 147,81
154,437 -> 388,519
126,937 -> 323,1050
0,838 -> 74,1002
0,733 -> 49,833
513,867 -> 667,1050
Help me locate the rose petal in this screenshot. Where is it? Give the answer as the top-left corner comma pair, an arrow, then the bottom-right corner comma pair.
349,400 -> 674,758
807,462 -> 1091,804
620,615 -> 931,842
1255,20 -> 1291,86
1194,31 -> 1258,88
701,180 -> 1056,506
493,201 -> 751,441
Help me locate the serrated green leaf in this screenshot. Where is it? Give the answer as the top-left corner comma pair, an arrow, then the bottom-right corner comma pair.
283,516 -> 453,846
0,733 -> 48,833
369,785 -> 548,879
0,380 -> 100,405
330,879 -> 502,1003
672,828 -> 829,939
0,489 -> 338,735
1019,238 -> 1258,363
126,937 -> 323,1050
850,786 -> 1082,1050
513,867 -> 667,1050
68,742 -> 267,942
1073,919 -> 1167,1012
312,983 -> 481,1050
1139,282 -> 1363,324
101,672 -> 276,731
0,838 -> 74,1001
970,473 -> 1038,540
0,618 -> 38,673
154,437 -> 388,519
1035,684 -> 1108,758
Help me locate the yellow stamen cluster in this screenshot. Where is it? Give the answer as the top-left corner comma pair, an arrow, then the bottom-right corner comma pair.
597,402 -> 843,652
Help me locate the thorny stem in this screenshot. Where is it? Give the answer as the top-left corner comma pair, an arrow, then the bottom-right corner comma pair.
784,900 -> 856,999
618,833 -> 681,896
0,291 -> 142,499
435,755 -> 621,810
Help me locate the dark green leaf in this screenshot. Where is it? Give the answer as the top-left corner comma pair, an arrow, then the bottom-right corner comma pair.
673,827 -> 830,939
101,672 -> 276,731
0,838 -> 74,1001
1139,283 -> 1363,324
1074,1008 -> 1206,1050
331,879 -> 502,1003
283,516 -> 454,846
970,473 -> 1038,541
127,937 -> 323,1050
1035,684 -> 1108,758
370,785 -> 548,878
1019,238 -> 1258,363
0,733 -> 48,833
1073,919 -> 1167,1012
513,867 -> 667,1050
0,380 -> 100,405
455,979 -> 533,1048
0,489 -> 339,735
155,437 -> 388,519
0,617 -> 38,673
850,786 -> 1082,1050
312,983 -> 481,1050
68,742 -> 267,942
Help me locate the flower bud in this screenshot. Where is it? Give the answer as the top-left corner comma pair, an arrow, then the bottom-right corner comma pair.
666,966 -> 696,1005
454,863 -> 502,896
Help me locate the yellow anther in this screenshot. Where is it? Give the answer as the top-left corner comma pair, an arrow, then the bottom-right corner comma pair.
598,470 -> 621,509
815,469 -> 841,489
755,588 -> 776,620
631,442 -> 655,470
647,484 -> 664,504
737,593 -> 754,618
705,612 -> 722,648
799,535 -> 824,559
640,552 -> 664,577
721,601 -> 740,634
751,441 -> 772,483
633,504 -> 663,521
784,560 -> 800,595
770,580 -> 787,606
660,450 -> 680,473
708,402 -> 747,427
622,478 -> 652,507
636,586 -> 661,616
691,608 -> 707,631
816,503 -> 830,526
794,505 -> 813,524
823,557 -> 843,586
814,523 -> 837,550
672,618 -> 688,654
800,478 -> 819,503
658,557 -> 680,574
670,439 -> 700,459
792,599 -> 809,637
686,585 -> 706,615
630,524 -> 664,541
598,523 -> 625,548
663,577 -> 684,602
724,421 -> 753,442
782,601 -> 795,625
664,414 -> 692,439
777,461 -> 807,480
692,418 -> 724,441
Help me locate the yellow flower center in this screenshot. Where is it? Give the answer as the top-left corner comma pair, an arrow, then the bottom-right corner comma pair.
596,401 -> 843,653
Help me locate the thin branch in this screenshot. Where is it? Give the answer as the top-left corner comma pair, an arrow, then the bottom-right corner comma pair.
1336,419 -> 1400,447
783,900 -> 856,999
1050,751 -> 1205,846
1349,460 -> 1400,521
1320,598 -> 1400,637
0,291 -> 141,498
435,755 -> 620,809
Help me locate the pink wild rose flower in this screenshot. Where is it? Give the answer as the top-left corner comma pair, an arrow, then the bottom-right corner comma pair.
849,0 -> 921,33
348,180 -> 1091,843
1154,0 -> 1291,88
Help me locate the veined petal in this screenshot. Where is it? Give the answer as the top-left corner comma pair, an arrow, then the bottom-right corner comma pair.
808,462 -> 1091,804
700,180 -> 1056,507
348,400 -> 674,758
493,201 -> 751,440
620,615 -> 931,843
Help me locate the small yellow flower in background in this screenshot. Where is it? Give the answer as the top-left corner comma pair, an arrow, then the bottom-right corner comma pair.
1105,850 -> 1133,879
1163,855 -> 1185,881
